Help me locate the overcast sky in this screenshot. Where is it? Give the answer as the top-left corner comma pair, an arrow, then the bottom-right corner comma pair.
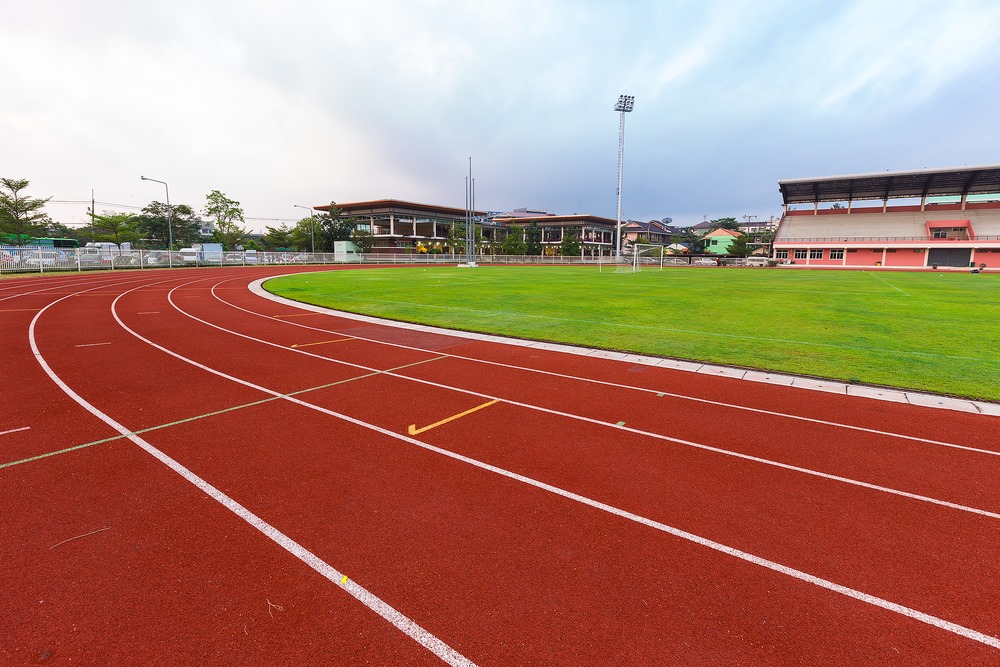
6,1 -> 1000,232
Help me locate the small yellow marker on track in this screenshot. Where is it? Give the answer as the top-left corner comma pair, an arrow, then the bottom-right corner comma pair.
290,338 -> 353,349
341,575 -> 348,584
408,399 -> 500,436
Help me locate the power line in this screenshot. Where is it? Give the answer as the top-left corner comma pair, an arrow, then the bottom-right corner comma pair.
46,199 -> 300,226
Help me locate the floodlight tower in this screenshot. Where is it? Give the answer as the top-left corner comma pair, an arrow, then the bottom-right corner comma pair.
614,94 -> 635,260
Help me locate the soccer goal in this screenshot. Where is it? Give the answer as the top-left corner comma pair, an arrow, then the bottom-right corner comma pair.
615,243 -> 663,273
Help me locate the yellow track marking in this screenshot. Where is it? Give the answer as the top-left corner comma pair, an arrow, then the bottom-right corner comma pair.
0,308 -> 42,312
290,338 -> 354,349
407,399 -> 500,436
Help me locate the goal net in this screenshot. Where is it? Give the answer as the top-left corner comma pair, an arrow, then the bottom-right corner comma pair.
630,244 -> 665,272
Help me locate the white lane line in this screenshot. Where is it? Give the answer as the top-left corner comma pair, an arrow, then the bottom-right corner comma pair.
118,280 -> 1000,651
0,426 -> 31,437
182,282 -> 1000,521
28,282 -> 475,667
242,279 -> 1000,458
75,342 -> 111,348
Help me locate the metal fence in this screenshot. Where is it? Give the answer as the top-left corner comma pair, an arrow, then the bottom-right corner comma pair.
1,247 -> 749,274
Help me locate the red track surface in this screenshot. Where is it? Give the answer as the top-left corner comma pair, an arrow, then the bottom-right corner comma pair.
3,267 -> 1000,665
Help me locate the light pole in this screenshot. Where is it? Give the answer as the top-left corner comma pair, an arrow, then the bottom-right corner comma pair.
614,94 -> 635,260
141,176 -> 173,268
293,204 -> 315,255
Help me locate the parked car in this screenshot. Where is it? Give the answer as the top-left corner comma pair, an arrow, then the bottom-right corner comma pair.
1,249 -> 21,266
24,250 -> 65,267
76,247 -> 104,264
146,251 -> 183,265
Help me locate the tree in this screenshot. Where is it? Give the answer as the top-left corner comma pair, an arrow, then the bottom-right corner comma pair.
500,226 -> 526,255
315,202 -> 356,252
560,228 -> 581,256
136,201 -> 201,249
294,216 -> 321,252
350,227 -> 375,253
727,234 -> 751,257
0,178 -> 51,244
204,190 -> 247,250
709,217 -> 740,231
525,221 -> 543,255
88,211 -> 139,247
446,221 -> 466,254
44,221 -> 91,245
261,223 -> 294,250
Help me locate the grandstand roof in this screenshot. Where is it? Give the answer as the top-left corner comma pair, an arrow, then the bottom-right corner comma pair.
778,164 -> 1000,205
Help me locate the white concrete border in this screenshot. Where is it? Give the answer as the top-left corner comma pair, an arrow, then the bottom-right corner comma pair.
250,279 -> 998,417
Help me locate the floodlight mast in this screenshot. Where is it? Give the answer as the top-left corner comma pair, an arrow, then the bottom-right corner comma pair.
614,94 -> 634,260
140,176 -> 173,268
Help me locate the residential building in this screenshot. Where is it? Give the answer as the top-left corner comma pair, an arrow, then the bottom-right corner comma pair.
702,228 -> 743,255
621,219 -> 683,246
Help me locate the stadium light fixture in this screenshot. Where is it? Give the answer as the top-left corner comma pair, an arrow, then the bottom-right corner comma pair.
293,204 -> 316,254
614,94 -> 635,260
140,176 -> 173,268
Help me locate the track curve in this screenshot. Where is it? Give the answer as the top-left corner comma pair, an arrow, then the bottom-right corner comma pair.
3,266 -> 1000,665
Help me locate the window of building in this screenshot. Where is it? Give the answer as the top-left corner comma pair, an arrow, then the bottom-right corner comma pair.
775,249 -> 788,259
830,249 -> 844,260
794,249 -> 808,259
809,249 -> 823,259
932,229 -> 948,238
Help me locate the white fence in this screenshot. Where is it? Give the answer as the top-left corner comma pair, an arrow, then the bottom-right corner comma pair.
1,247 -> 752,274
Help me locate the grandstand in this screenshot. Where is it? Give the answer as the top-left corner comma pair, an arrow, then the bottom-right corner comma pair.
774,165 -> 1000,268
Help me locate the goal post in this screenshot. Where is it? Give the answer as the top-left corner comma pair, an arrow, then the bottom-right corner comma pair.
632,244 -> 665,271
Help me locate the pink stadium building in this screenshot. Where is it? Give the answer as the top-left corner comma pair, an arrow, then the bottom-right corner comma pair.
773,165 -> 1000,269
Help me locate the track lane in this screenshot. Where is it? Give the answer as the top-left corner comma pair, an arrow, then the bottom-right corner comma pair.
187,276 -> 1000,517
8,267 -> 1000,663
107,276 -> 1000,648
20,269 -> 472,665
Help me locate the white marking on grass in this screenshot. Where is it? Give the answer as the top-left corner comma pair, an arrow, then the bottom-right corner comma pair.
107,281 -> 1000,651
865,271 -> 912,297
28,281 -> 475,667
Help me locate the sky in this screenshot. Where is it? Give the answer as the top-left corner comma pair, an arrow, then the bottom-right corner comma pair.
6,0 -> 1000,233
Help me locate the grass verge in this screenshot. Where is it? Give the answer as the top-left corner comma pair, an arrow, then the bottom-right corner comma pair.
265,266 -> 1000,402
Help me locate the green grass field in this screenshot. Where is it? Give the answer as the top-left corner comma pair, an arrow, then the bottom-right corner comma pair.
265,266 -> 1000,402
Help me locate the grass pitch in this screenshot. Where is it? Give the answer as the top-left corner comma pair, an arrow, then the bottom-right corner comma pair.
266,266 -> 1000,402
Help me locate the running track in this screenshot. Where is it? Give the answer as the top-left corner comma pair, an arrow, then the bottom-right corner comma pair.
3,266 -> 1000,665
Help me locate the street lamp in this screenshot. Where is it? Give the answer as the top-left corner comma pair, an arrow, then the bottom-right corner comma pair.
614,94 -> 635,260
140,176 -> 172,268
293,204 -> 315,255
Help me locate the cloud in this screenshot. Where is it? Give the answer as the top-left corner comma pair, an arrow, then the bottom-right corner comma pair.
6,0 -> 1000,230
